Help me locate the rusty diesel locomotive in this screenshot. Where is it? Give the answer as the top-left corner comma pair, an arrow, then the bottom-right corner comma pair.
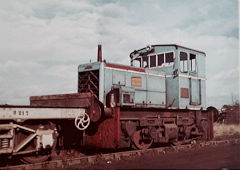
0,44 -> 213,163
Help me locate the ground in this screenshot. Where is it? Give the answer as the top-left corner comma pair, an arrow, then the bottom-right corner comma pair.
70,143 -> 240,169
68,124 -> 240,169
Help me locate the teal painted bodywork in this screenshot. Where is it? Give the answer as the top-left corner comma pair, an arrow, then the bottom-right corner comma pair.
78,44 -> 206,110
104,65 -> 166,107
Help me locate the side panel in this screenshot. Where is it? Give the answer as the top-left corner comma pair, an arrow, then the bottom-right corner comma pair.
112,70 -> 126,85
104,66 -> 166,107
134,91 -> 147,105
190,79 -> 200,104
146,75 -> 166,105
179,77 -> 205,109
179,77 -> 189,108
129,73 -> 147,105
166,77 -> 179,108
84,107 -> 120,148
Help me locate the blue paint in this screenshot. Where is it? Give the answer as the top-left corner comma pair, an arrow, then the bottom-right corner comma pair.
78,44 -> 206,110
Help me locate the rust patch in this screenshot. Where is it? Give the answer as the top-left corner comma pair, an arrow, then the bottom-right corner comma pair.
84,107 -> 120,148
105,63 -> 145,73
208,110 -> 214,140
132,130 -> 153,149
84,65 -> 93,69
30,93 -> 93,108
131,77 -> 142,87
181,88 -> 189,98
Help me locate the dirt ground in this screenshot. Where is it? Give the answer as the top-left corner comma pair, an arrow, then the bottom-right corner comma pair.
77,143 -> 240,169
68,124 -> 240,169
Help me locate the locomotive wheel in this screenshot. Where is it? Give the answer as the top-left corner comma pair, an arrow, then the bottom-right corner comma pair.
20,121 -> 57,164
132,130 -> 153,150
207,106 -> 219,122
21,153 -> 50,164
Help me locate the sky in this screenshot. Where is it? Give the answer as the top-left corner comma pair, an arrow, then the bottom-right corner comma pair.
0,0 -> 239,109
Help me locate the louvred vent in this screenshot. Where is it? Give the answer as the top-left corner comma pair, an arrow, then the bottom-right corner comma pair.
78,70 -> 99,99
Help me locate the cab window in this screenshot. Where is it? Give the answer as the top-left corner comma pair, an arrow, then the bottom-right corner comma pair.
150,55 -> 156,67
190,54 -> 197,72
142,55 -> 149,68
180,52 -> 188,72
133,58 -> 141,68
165,52 -> 174,66
157,54 -> 164,66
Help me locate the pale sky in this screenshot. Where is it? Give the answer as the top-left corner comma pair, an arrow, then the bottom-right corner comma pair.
0,0 -> 239,109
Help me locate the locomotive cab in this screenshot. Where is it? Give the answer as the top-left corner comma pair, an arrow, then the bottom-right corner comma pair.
130,44 -> 206,110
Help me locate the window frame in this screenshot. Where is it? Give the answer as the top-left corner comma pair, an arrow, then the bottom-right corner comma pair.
179,51 -> 188,73
142,55 -> 149,68
190,53 -> 197,73
132,57 -> 142,68
149,54 -> 157,68
145,51 -> 175,69
131,51 -> 175,69
164,51 -> 175,66
157,53 -> 164,67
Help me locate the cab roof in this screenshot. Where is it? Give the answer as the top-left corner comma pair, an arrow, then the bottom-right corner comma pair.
130,44 -> 206,57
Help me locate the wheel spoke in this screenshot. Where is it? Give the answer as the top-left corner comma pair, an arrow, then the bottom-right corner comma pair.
132,130 -> 153,150
77,120 -> 82,128
83,117 -> 90,123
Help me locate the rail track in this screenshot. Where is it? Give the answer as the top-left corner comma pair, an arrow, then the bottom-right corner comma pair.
1,138 -> 240,170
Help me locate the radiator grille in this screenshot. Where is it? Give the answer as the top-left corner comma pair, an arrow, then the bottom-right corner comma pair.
78,70 -> 99,99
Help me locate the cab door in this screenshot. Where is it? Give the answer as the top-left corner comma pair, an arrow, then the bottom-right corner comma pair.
189,78 -> 201,105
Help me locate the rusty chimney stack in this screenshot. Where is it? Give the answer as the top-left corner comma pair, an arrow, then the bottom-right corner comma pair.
97,44 -> 102,62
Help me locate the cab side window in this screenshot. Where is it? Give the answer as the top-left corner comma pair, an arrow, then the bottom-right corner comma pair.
133,58 -> 142,68
190,54 -> 197,72
165,52 -> 174,66
142,55 -> 149,68
157,54 -> 164,66
180,52 -> 188,72
150,55 -> 156,67
132,51 -> 175,69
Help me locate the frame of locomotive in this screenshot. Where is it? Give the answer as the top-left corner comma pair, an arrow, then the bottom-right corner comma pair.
0,44 -> 213,164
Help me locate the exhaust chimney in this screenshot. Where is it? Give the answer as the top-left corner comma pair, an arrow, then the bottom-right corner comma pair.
97,44 -> 102,62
